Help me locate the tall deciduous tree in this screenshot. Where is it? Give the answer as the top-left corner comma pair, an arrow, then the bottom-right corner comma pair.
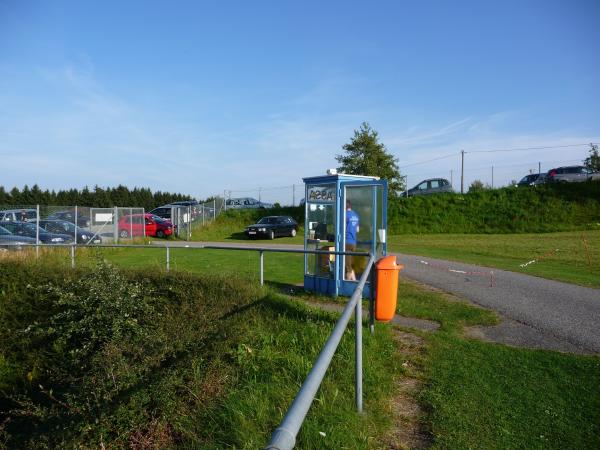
336,122 -> 404,195
584,143 -> 600,172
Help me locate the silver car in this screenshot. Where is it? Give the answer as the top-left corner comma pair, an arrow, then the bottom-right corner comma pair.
225,197 -> 274,209
401,178 -> 453,197
546,166 -> 597,183
0,209 -> 37,222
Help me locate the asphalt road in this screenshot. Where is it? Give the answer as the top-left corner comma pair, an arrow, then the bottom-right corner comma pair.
152,240 -> 600,354
395,253 -> 600,354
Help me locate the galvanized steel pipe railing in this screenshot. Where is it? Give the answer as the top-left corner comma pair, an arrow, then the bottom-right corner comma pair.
264,256 -> 375,450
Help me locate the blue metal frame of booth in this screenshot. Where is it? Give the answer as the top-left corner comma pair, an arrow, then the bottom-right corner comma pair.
303,174 -> 387,297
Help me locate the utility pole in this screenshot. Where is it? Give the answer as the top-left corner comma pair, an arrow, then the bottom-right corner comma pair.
450,170 -> 453,187
460,150 -> 465,194
292,184 -> 295,206
538,162 -> 541,174
491,165 -> 494,188
259,187 -> 262,202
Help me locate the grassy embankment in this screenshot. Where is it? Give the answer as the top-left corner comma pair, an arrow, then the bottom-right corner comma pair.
3,249 -> 598,448
0,258 -> 401,449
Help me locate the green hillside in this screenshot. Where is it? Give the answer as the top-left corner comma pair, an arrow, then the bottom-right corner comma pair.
195,182 -> 600,239
389,182 -> 600,234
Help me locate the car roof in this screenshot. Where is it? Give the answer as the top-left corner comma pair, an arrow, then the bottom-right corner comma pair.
0,209 -> 37,213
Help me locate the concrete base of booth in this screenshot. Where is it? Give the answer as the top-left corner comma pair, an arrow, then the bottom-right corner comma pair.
304,275 -> 337,296
340,280 -> 371,298
304,275 -> 371,298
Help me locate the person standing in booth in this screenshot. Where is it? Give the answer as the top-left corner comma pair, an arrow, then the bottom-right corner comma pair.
345,200 -> 360,281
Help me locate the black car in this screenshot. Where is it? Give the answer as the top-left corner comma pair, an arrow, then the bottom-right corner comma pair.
38,219 -> 102,244
1,221 -> 73,244
46,210 -> 91,228
0,225 -> 37,250
517,173 -> 543,186
149,206 -> 173,221
245,216 -> 298,240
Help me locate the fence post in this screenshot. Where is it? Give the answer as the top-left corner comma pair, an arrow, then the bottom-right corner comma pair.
74,205 -> 78,244
213,199 -> 216,220
166,246 -> 170,272
113,206 -> 118,242
36,204 -> 40,258
260,250 -> 264,286
71,244 -> 75,269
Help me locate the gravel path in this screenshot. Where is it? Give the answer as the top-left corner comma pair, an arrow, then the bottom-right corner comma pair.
395,253 -> 600,354
151,240 -> 600,354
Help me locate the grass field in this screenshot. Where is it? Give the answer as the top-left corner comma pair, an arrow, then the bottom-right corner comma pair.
4,249 -> 598,448
389,230 -> 600,288
188,213 -> 600,288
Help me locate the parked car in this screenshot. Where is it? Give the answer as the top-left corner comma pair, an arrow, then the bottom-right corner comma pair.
226,197 -> 274,209
46,210 -> 91,227
0,209 -> 37,222
38,219 -> 102,244
245,216 -> 298,239
169,200 -> 199,207
1,221 -> 73,244
118,213 -> 174,238
148,205 -> 174,221
0,225 -> 37,250
545,166 -> 597,183
517,174 -> 543,186
400,178 -> 453,197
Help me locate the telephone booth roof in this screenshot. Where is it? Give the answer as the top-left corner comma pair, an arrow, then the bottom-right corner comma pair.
303,173 -> 380,184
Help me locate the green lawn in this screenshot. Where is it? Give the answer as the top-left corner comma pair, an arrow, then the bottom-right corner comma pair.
396,280 -> 600,449
389,230 -> 600,288
14,247 -> 599,448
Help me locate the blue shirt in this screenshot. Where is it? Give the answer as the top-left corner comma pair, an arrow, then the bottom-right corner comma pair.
346,209 -> 359,245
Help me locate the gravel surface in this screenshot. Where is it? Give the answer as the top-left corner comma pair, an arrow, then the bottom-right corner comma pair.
395,253 -> 600,354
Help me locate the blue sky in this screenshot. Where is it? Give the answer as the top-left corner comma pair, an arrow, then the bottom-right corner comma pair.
1,0 -> 599,202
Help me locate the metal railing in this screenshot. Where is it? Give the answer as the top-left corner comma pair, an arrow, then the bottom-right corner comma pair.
265,256 -> 375,450
2,242 -> 376,449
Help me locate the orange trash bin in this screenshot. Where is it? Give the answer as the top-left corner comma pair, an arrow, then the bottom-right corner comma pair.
375,256 -> 403,321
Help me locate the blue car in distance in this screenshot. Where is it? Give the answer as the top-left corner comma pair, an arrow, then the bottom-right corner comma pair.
1,221 -> 73,244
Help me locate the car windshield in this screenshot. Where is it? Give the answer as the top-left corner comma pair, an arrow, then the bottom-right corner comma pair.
23,223 -> 41,234
257,217 -> 276,224
0,226 -> 11,235
151,215 -> 167,223
51,221 -> 75,232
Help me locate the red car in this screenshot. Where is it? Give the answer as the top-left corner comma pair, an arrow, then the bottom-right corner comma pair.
118,213 -> 174,238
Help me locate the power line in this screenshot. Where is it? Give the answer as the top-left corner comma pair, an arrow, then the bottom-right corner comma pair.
398,152 -> 457,169
465,143 -> 596,154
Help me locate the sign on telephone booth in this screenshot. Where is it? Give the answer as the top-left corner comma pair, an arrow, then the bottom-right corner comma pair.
303,171 -> 387,297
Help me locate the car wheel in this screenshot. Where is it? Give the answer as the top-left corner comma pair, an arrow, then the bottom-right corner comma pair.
290,228 -> 297,237
119,229 -> 129,238
269,230 -> 275,240
156,230 -> 165,238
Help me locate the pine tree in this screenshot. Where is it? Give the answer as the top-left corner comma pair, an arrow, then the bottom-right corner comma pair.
336,122 -> 404,195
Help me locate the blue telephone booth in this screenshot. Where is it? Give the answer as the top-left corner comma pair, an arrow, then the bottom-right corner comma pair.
303,172 -> 388,297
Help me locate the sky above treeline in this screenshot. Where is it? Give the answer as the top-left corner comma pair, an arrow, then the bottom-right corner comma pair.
1,0 -> 599,202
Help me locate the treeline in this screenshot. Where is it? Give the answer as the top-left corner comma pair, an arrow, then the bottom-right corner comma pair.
0,184 -> 193,211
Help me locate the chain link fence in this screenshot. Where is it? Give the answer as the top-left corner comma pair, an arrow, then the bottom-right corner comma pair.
223,185 -> 304,208
0,205 -> 145,245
